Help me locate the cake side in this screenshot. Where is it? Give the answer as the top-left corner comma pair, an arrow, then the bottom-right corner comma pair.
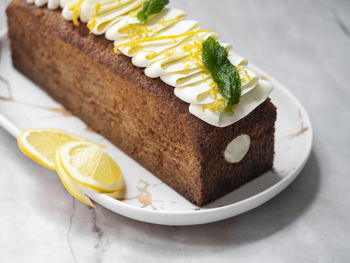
6,0 -> 276,206
6,0 -> 205,205
197,100 -> 276,204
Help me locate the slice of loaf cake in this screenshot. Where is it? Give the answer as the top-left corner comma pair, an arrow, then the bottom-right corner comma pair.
6,0 -> 276,206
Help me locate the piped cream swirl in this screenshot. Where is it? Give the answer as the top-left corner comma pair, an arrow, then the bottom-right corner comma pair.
26,0 -> 273,127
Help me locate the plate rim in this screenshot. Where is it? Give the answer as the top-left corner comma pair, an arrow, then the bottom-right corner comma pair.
0,29 -> 313,225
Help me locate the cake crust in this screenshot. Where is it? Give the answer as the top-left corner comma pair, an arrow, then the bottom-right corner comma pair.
6,0 -> 277,206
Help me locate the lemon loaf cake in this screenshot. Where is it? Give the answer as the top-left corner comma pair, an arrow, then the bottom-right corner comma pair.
6,0 -> 277,206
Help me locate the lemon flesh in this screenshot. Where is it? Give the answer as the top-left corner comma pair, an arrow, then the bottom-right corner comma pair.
17,128 -> 85,170
58,142 -> 125,193
55,150 -> 95,207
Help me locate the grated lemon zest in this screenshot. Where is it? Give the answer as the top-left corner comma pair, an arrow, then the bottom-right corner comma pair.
200,73 -> 208,82
72,0 -> 85,26
208,88 -> 218,99
207,98 -> 226,112
87,2 -> 101,31
180,38 -> 205,69
238,66 -> 251,81
122,23 -> 157,40
113,30 -> 212,53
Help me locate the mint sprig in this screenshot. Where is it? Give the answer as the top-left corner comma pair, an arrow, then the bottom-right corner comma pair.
137,0 -> 169,23
202,37 -> 241,110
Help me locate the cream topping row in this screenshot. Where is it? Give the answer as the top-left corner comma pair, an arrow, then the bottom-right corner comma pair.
26,0 -> 273,127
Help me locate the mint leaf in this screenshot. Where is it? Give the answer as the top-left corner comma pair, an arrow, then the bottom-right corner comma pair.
137,0 -> 169,23
202,37 -> 241,109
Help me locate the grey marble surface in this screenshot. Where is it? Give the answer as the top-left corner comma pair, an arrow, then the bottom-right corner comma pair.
0,0 -> 350,262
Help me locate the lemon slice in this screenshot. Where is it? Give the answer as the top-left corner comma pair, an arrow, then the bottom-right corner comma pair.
17,128 -> 86,170
55,150 -> 95,207
57,141 -> 125,193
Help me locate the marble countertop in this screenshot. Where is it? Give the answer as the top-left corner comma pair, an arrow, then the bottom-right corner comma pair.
1,0 -> 349,262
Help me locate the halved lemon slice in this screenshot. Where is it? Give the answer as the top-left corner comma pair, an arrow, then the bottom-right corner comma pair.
57,141 -> 125,193
55,150 -> 95,207
17,128 -> 86,170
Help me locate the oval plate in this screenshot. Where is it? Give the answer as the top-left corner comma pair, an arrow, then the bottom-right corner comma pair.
0,31 -> 312,225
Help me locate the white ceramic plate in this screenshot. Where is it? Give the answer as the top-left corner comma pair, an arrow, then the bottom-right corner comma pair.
0,30 -> 312,225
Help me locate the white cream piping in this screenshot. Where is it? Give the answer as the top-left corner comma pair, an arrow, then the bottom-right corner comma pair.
26,0 -> 273,127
